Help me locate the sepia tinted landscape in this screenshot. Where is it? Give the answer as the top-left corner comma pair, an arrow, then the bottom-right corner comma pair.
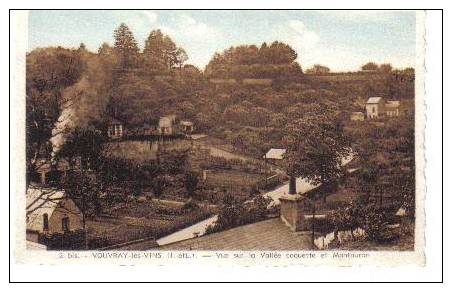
25,10 -> 416,251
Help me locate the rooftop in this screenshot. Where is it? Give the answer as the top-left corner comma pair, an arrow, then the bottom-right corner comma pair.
26,186 -> 67,232
180,120 -> 194,126
366,97 -> 382,104
156,218 -> 312,250
385,101 -> 400,108
264,148 -> 286,160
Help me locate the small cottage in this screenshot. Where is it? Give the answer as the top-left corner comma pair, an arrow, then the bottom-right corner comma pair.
180,120 -> 194,134
26,186 -> 84,244
107,119 -> 124,139
365,97 -> 384,119
158,115 -> 177,135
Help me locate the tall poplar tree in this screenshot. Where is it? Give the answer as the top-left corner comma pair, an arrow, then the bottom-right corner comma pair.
113,23 -> 139,69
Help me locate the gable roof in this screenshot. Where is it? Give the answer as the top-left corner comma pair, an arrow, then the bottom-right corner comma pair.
157,218 -> 312,250
385,101 -> 400,108
264,148 -> 286,160
366,97 -> 383,104
26,185 -> 80,232
180,120 -> 194,126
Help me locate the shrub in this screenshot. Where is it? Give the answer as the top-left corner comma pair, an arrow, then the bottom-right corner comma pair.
184,170 -> 199,197
361,204 -> 397,243
152,176 -> 166,199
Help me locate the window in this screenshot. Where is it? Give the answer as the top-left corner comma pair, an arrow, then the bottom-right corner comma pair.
43,214 -> 49,231
372,107 -> 376,113
62,217 -> 70,232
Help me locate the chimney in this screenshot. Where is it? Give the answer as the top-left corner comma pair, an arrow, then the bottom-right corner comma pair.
288,175 -> 296,195
40,171 -> 46,185
279,176 -> 308,231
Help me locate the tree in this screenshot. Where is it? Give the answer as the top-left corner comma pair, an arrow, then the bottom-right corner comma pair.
175,47 -> 188,70
113,23 -> 139,69
184,170 -> 199,198
56,126 -> 106,170
78,43 -> 87,53
214,193 -> 246,229
204,41 -> 300,78
330,200 -> 363,239
98,42 -> 114,57
361,62 -> 379,71
283,104 -> 350,203
360,204 -> 396,242
152,176 -> 166,200
54,126 -> 107,217
268,41 -> 297,64
26,47 -> 85,183
143,29 -> 185,71
306,64 -> 330,74
62,171 -> 102,218
379,63 -> 393,73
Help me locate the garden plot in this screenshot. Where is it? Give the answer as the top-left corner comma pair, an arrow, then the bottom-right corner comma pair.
86,200 -> 212,248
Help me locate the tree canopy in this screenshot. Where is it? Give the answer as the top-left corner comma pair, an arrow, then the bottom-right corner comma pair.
283,104 -> 350,196
205,42 -> 302,79
113,23 -> 139,68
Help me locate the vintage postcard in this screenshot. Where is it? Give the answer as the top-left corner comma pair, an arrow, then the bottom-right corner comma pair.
12,10 -> 426,267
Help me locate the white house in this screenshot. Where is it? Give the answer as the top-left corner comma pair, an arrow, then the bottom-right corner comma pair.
26,185 -> 84,243
365,97 -> 384,119
264,148 -> 286,161
180,120 -> 195,134
385,101 -> 400,117
158,115 -> 177,135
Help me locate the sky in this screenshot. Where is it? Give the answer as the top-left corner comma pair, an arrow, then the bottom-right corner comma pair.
28,10 -> 417,72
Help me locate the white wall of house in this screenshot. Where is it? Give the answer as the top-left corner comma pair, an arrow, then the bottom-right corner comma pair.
47,199 -> 84,234
386,109 -> 399,117
158,117 -> 173,135
366,104 -> 379,118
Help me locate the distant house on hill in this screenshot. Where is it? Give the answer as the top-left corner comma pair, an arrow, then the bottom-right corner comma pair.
158,115 -> 177,135
365,97 -> 385,119
180,120 -> 195,134
107,119 -> 124,139
366,97 -> 405,119
263,148 -> 286,161
385,101 -> 400,117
